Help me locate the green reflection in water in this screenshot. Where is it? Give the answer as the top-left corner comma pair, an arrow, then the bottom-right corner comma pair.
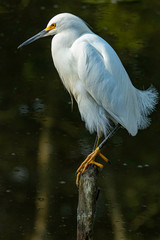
0,0 -> 160,240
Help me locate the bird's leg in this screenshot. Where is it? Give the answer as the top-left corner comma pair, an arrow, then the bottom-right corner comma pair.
98,123 -> 121,150
76,124 -> 120,185
92,134 -> 100,151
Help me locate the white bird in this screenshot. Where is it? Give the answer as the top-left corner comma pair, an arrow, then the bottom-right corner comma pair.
18,13 -> 158,184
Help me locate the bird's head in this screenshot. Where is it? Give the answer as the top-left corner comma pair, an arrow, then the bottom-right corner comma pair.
18,13 -> 90,49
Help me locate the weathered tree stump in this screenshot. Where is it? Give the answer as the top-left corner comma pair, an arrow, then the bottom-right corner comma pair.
77,165 -> 99,240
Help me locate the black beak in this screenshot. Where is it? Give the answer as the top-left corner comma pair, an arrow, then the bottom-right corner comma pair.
17,29 -> 49,49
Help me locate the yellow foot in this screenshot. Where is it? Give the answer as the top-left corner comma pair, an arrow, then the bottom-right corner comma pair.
76,147 -> 109,186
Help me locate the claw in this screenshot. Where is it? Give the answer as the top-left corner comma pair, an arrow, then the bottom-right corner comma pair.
76,172 -> 81,186
76,147 -> 109,186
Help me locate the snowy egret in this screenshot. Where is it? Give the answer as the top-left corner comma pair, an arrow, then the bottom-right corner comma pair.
18,13 -> 158,184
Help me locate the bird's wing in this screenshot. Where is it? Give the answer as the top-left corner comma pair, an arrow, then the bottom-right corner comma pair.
71,34 -> 139,136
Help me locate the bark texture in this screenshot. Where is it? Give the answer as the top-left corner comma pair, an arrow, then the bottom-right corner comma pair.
77,165 -> 99,240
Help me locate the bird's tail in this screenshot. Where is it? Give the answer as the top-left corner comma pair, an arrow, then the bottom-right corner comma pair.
137,85 -> 159,129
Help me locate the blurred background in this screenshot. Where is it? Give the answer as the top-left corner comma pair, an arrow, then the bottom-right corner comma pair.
0,0 -> 160,239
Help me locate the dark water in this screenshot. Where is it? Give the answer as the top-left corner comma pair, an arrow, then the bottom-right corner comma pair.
0,0 -> 160,239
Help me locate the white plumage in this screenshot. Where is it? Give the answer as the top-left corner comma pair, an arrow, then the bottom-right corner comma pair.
18,13 -> 158,137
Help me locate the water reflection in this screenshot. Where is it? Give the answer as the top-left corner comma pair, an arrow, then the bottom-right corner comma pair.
0,0 -> 160,240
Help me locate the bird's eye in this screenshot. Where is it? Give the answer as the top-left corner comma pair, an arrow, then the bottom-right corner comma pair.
45,23 -> 56,31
